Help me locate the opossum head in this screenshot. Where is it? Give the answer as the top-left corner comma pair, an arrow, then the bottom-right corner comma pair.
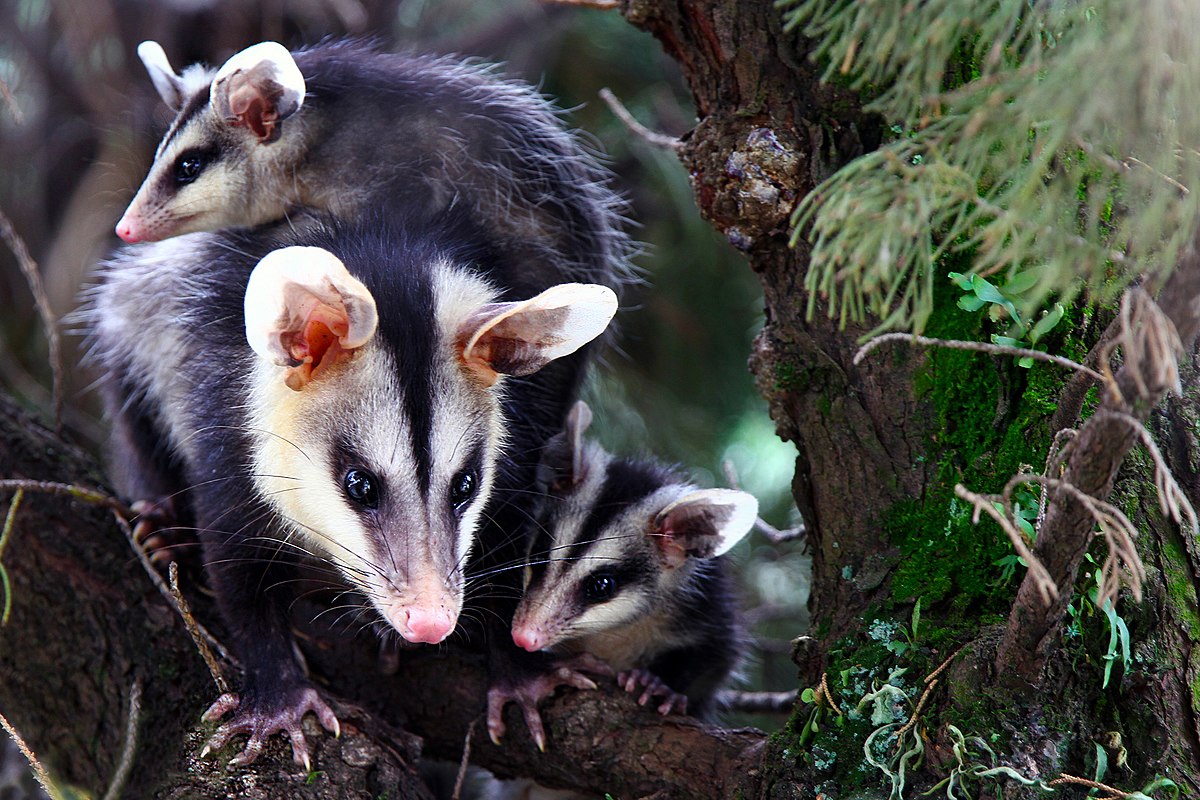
116,41 -> 307,244
511,402 -> 758,652
243,249 -> 617,645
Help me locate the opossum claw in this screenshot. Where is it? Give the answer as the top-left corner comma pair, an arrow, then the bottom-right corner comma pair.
200,687 -> 339,769
618,668 -> 688,716
486,653 -> 611,749
130,497 -> 179,565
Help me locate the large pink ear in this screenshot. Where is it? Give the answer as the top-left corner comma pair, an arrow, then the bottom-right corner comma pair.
245,246 -> 378,391
210,42 -> 306,143
457,283 -> 617,387
652,489 -> 758,569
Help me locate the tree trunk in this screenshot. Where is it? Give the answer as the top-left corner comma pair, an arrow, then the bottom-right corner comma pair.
623,0 -> 1200,795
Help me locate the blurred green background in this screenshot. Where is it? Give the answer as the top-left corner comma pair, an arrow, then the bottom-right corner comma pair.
0,0 -> 807,731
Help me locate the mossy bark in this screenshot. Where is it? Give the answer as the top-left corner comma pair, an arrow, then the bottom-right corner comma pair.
623,0 -> 1200,795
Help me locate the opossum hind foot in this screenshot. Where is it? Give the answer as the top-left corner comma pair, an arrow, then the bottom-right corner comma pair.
201,686 -> 340,770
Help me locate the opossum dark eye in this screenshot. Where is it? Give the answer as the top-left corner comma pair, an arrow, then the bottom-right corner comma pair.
583,570 -> 617,603
449,469 -> 478,510
173,151 -> 207,184
344,468 -> 379,509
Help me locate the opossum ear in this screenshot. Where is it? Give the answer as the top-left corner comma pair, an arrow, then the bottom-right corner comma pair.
565,401 -> 594,487
541,401 -> 595,492
210,42 -> 306,143
137,41 -> 188,111
458,283 -> 617,387
652,489 -> 758,569
245,246 -> 378,391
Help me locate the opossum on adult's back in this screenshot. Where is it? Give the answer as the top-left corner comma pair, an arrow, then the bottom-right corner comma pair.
87,212 -> 617,767
117,39 -> 628,296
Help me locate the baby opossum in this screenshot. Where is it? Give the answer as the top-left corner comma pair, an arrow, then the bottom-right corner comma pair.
496,401 -> 758,737
116,39 -> 627,293
87,214 -> 617,769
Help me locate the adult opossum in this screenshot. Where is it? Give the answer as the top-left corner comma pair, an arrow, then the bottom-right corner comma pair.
88,213 -> 616,768
488,402 -> 757,748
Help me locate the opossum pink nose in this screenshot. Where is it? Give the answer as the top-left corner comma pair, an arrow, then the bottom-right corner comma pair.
512,626 -> 545,652
115,216 -> 142,244
401,607 -> 455,644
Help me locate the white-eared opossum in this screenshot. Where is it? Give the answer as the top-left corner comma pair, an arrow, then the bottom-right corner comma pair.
116,39 -> 627,292
489,401 -> 757,744
88,213 -> 616,768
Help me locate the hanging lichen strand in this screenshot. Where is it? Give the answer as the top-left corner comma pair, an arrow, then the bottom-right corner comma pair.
780,0 -> 1200,335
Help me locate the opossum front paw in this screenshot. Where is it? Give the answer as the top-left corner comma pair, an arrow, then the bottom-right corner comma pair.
130,497 -> 182,565
486,653 -> 612,751
200,687 -> 341,770
618,668 -> 688,715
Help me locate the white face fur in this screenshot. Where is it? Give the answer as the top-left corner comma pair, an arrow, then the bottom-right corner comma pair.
243,247 -> 617,645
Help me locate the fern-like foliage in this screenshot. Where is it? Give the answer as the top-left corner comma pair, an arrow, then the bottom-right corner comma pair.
780,0 -> 1200,334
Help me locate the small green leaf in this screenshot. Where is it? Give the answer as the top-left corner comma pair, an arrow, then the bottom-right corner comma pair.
1094,741 -> 1109,782
911,597 -> 921,639
1003,271 -> 1040,295
991,334 -> 1024,348
801,687 -> 817,703
957,294 -> 988,312
1029,302 -> 1065,344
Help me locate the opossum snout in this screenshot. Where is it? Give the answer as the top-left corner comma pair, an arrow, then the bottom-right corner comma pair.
115,214 -> 143,244
512,623 -> 551,652
381,584 -> 459,644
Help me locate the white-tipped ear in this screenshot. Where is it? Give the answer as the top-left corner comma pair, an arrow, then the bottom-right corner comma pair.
137,41 -> 187,110
565,400 -> 593,484
653,488 -> 758,568
245,246 -> 377,391
458,283 -> 617,387
210,41 -> 306,142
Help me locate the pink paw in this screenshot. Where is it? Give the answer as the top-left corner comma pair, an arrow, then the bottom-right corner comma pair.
200,687 -> 340,770
618,668 -> 687,715
487,653 -> 611,751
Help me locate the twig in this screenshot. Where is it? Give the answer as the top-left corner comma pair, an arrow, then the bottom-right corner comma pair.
108,512 -> 233,667
0,480 -> 133,517
1002,473 -> 1146,606
1048,773 -> 1126,799
542,0 -> 620,10
815,673 -> 842,715
0,76 -> 23,124
893,678 -> 937,747
854,333 -> 1106,382
0,209 -> 62,434
721,460 -> 806,543
1101,409 -> 1199,537
0,710 -> 58,800
924,646 -> 963,685
0,488 -> 22,625
714,689 -> 799,713
956,484 -> 1058,604
452,717 -> 479,800
169,562 -> 229,694
599,88 -> 683,151
102,678 -> 142,800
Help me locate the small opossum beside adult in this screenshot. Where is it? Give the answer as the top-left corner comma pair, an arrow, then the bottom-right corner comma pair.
86,213 -> 616,768
116,39 -> 628,294
489,401 -> 758,743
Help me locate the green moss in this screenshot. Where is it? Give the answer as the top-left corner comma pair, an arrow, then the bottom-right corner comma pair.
884,270 -> 1084,613
1160,530 -> 1200,640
